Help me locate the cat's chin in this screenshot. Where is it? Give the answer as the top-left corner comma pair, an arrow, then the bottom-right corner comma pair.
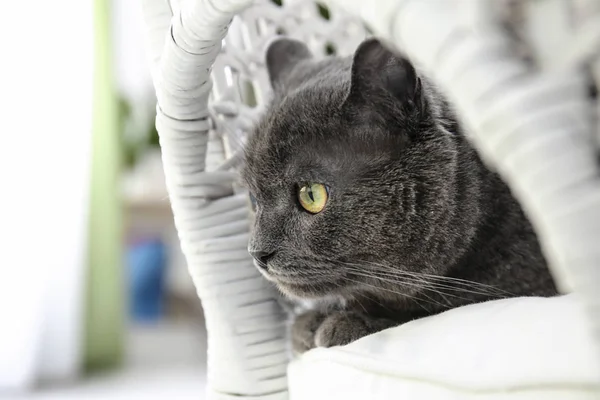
274,278 -> 346,300
276,281 -> 323,300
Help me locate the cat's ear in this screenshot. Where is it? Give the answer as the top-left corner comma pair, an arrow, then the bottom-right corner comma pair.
346,38 -> 422,107
266,38 -> 313,89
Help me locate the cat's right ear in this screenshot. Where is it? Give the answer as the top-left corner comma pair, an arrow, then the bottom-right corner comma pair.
345,38 -> 423,109
265,38 -> 313,90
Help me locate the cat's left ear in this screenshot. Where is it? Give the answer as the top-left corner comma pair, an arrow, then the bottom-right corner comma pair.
265,38 -> 313,90
345,38 -> 423,108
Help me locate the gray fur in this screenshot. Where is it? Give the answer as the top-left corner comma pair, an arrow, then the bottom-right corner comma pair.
241,38 -> 557,353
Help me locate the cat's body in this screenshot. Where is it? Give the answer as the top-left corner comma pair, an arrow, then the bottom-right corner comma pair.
242,38 -> 556,353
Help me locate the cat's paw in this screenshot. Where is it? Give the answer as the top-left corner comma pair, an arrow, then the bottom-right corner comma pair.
292,311 -> 398,353
291,310 -> 327,354
314,312 -> 375,348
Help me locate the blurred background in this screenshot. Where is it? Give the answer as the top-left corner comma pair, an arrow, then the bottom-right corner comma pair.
0,0 -> 208,398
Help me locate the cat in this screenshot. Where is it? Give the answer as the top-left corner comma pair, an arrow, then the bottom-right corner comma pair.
241,37 -> 557,354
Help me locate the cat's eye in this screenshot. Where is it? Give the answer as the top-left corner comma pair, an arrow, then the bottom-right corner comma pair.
298,183 -> 328,214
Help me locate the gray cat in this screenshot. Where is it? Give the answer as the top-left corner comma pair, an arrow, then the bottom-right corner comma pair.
241,37 -> 557,353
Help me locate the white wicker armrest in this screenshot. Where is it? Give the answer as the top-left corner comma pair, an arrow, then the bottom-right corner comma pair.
142,1 -> 289,399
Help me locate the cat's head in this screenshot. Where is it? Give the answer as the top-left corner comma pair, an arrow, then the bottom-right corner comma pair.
242,38 -> 469,301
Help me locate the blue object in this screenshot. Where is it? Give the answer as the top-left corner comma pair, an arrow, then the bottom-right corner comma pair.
127,237 -> 167,322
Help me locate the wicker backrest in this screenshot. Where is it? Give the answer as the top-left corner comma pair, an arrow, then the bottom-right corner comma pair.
356,0 -> 600,363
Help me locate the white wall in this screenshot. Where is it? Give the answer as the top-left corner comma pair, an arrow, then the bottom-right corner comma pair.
0,0 -> 93,390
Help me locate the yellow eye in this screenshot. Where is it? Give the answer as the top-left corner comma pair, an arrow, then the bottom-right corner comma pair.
298,183 -> 328,214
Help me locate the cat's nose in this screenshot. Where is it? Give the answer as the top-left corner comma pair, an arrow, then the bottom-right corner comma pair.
249,249 -> 274,269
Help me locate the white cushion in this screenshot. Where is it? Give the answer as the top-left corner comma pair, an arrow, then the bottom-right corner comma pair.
288,295 -> 600,399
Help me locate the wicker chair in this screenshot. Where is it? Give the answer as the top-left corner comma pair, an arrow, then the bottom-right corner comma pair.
141,0 -> 600,398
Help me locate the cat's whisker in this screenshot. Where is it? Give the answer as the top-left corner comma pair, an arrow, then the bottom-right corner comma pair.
339,260 -> 511,297
360,260 -> 507,289
340,275 -> 447,309
353,291 -> 385,310
372,270 -> 507,299
340,276 -> 432,310
346,269 -> 460,306
340,263 -> 508,301
431,287 -> 453,306
367,262 -> 513,296
351,292 -> 370,314
344,259 -> 474,285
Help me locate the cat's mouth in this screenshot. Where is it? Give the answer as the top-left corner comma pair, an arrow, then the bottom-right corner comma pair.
253,259 -> 350,299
